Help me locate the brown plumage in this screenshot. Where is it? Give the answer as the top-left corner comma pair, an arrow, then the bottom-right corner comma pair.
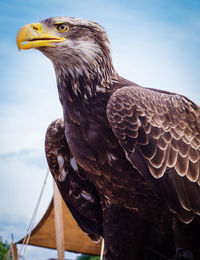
17,16 -> 200,259
45,119 -> 102,242
107,86 -> 200,224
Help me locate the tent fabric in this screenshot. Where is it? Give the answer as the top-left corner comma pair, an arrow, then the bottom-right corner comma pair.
18,198 -> 101,255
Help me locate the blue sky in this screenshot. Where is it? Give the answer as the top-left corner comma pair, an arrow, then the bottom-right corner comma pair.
0,0 -> 200,259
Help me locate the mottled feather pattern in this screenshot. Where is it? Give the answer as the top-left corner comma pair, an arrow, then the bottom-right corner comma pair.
107,86 -> 200,178
107,86 -> 200,221
45,119 -> 102,241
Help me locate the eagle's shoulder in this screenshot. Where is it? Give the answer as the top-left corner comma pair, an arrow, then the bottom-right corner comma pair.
107,86 -> 200,223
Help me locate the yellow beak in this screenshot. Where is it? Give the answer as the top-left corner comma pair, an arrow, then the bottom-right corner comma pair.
16,23 -> 65,51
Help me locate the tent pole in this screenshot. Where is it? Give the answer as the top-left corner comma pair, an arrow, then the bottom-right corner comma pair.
100,239 -> 104,260
54,181 -> 65,260
10,242 -> 18,260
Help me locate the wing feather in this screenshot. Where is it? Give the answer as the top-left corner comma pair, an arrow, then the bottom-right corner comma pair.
107,86 -> 200,223
45,119 -> 102,241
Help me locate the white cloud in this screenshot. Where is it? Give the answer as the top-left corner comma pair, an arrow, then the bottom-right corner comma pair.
109,16 -> 200,104
0,149 -> 53,242
0,50 -> 62,154
17,245 -> 79,260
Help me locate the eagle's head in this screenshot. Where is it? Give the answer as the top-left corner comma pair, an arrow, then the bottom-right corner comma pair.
17,17 -> 116,87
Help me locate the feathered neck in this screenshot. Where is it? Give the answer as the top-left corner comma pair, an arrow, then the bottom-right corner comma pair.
42,41 -> 119,103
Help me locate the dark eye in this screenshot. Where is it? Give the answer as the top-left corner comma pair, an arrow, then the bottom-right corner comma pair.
56,23 -> 69,32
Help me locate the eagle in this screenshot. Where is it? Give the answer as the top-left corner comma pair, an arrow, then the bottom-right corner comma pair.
17,17 -> 200,259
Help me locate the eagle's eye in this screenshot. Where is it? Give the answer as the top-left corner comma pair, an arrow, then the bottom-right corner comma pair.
56,23 -> 69,32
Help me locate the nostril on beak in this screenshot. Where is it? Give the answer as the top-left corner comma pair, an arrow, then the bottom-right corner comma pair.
32,25 -> 39,31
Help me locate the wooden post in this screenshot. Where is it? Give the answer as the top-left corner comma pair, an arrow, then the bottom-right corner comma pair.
100,239 -> 104,260
54,181 -> 65,260
10,242 -> 18,260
